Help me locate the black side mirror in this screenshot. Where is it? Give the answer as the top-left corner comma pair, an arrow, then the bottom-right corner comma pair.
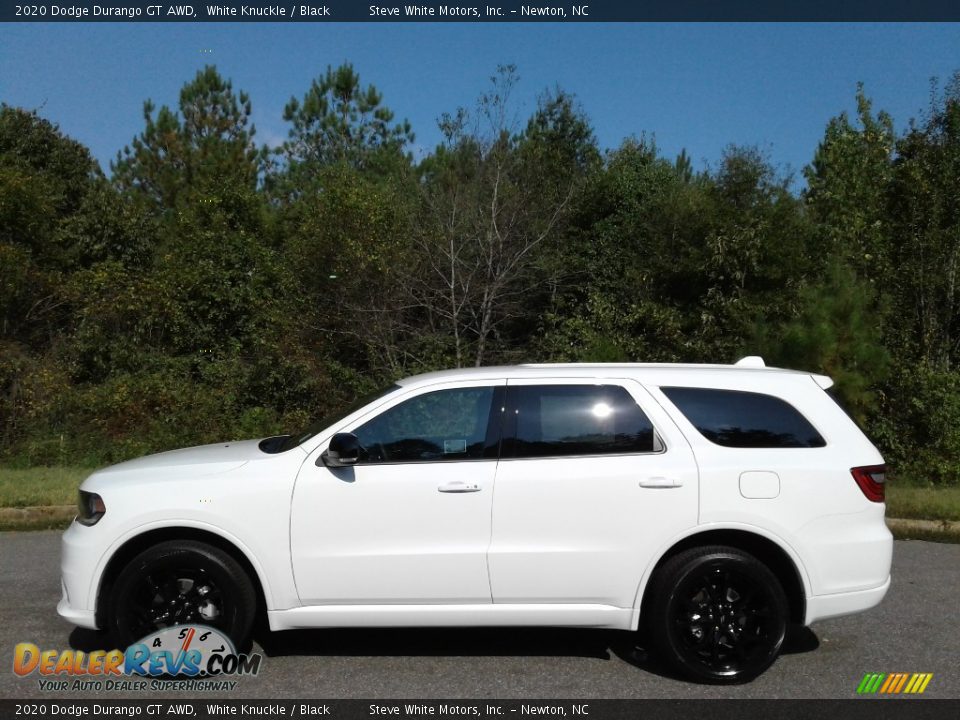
322,432 -> 361,467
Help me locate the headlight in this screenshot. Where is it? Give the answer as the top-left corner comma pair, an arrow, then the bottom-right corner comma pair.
77,490 -> 106,526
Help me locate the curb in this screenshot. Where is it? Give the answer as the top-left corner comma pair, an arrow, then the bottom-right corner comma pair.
886,516 -> 960,537
0,504 -> 75,523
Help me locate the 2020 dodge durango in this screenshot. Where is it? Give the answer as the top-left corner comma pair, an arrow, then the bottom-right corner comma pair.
59,358 -> 892,683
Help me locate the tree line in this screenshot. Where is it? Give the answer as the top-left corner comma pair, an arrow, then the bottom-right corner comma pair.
1,64 -> 958,484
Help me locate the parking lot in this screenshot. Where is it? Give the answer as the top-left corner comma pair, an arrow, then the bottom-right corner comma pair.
1,532 -> 957,699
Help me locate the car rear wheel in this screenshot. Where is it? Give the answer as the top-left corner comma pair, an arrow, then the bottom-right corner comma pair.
647,545 -> 788,683
108,540 -> 256,650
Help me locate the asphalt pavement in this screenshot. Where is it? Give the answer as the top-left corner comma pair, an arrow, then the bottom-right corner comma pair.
1,531 -> 957,699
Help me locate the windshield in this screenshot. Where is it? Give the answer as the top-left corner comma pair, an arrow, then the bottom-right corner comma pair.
267,384 -> 401,453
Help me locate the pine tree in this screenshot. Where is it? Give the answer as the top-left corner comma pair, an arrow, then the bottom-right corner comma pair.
281,63 -> 413,179
755,261 -> 889,424
112,66 -> 260,210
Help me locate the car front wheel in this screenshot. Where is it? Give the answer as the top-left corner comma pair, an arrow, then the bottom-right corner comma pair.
647,545 -> 788,683
108,539 -> 256,650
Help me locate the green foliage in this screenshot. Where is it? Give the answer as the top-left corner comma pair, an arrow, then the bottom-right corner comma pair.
702,148 -> 813,347
520,89 -> 601,192
415,68 -> 600,367
281,162 -> 417,373
753,261 -> 889,423
0,105 -> 99,222
2,68 -> 960,485
281,63 -> 414,181
886,74 -> 960,371
0,107 -> 103,454
800,76 -> 960,484
804,84 -> 895,281
540,141 -> 810,365
112,66 -> 261,210
874,367 -> 960,486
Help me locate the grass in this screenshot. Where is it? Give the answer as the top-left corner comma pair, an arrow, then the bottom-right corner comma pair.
0,466 -> 958,537
0,466 -> 93,509
885,484 -> 960,523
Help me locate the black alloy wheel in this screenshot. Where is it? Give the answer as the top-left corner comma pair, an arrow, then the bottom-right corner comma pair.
109,540 -> 256,650
648,545 -> 788,683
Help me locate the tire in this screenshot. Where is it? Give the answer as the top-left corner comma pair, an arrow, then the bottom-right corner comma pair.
107,540 -> 256,650
646,545 -> 788,684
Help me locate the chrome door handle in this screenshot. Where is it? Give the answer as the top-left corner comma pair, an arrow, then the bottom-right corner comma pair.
438,481 -> 481,493
639,476 -> 682,488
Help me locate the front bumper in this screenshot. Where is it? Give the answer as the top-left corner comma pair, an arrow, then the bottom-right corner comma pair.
57,520 -> 103,630
57,578 -> 98,629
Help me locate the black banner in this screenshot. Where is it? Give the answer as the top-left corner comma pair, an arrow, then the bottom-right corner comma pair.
2,700 -> 960,720
3,0 -> 960,22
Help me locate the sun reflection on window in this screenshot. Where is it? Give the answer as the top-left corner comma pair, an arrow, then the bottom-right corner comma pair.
591,402 -> 613,419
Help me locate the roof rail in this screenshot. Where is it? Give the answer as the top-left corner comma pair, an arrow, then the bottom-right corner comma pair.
734,355 -> 766,368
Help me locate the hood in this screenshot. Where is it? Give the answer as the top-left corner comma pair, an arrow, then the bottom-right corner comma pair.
89,439 -> 268,481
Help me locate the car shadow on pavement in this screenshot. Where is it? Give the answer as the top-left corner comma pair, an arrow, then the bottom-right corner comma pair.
255,623 -> 819,665
256,626 -> 619,660
610,624 -> 821,681
68,627 -> 114,652
67,624 -> 617,660
68,622 -> 819,677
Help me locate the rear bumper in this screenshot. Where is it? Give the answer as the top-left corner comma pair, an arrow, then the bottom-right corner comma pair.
794,504 -> 893,597
805,574 -> 891,625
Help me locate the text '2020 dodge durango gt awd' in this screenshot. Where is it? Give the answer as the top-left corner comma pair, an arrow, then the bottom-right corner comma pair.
59,358 -> 892,683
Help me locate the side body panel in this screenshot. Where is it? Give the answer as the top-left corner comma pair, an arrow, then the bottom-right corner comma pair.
487,378 -> 700,608
290,379 -> 504,605
645,374 -> 892,600
62,445 -> 309,626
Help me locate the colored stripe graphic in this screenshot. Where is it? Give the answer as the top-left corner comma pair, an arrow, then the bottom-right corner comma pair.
857,673 -> 885,694
894,673 -> 910,693
857,672 -> 933,694
905,673 -> 933,694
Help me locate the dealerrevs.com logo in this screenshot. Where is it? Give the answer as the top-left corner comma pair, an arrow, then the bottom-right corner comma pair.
14,625 -> 262,692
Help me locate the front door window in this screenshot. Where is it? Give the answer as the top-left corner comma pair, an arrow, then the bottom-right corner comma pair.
353,386 -> 498,463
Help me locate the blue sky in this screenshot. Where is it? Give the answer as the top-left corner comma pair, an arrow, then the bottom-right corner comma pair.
1,23 -> 958,185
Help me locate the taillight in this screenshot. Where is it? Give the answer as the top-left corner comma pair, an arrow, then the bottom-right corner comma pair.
851,464 -> 886,503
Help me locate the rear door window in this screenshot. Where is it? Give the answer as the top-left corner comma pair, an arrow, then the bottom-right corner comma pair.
503,384 -> 658,458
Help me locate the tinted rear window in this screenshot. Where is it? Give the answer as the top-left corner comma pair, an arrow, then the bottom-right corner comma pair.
661,387 -> 825,448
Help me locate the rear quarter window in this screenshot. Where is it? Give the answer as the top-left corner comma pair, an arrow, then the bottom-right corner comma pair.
661,387 -> 825,449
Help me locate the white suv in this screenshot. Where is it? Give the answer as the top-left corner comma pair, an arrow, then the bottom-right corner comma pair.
59,357 -> 892,683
